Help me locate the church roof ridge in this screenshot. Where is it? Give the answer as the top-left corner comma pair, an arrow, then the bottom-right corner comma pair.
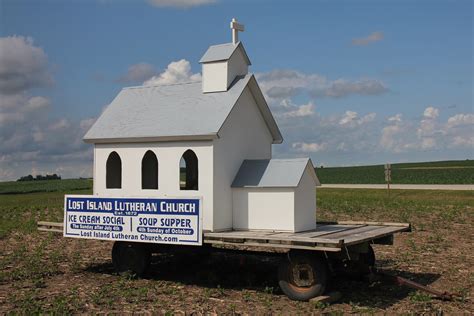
123,80 -> 201,90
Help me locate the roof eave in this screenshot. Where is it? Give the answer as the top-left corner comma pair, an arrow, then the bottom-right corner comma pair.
83,134 -> 219,144
247,75 -> 284,143
305,159 -> 321,186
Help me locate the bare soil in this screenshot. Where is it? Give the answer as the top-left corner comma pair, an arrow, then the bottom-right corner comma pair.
0,189 -> 473,314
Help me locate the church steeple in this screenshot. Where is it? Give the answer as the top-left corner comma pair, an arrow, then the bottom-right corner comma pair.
199,18 -> 251,93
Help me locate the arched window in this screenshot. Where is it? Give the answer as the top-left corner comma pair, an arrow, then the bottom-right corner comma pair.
142,150 -> 158,189
180,149 -> 198,190
106,151 -> 122,189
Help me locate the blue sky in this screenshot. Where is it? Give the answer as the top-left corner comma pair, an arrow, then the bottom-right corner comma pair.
0,0 -> 472,180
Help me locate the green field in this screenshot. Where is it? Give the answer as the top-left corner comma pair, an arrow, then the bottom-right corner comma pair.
0,178 -> 92,195
316,159 -> 474,184
0,180 -> 473,314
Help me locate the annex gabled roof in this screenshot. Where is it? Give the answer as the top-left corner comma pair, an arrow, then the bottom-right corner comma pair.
199,42 -> 251,65
83,74 -> 282,144
231,158 -> 320,188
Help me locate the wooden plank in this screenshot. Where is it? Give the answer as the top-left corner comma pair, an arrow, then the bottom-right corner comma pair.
205,231 -> 343,246
262,234 -> 342,244
335,220 -> 410,228
38,221 -> 64,228
214,230 -> 278,237
308,225 -> 365,238
257,231 -> 298,239
263,225 -> 361,239
204,225 -> 363,242
38,227 -> 63,233
204,231 -> 275,239
322,225 -> 386,240
343,226 -> 410,246
37,221 -> 64,233
203,239 -> 342,252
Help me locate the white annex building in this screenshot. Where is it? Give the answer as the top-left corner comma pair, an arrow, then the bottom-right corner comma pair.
84,19 -> 320,233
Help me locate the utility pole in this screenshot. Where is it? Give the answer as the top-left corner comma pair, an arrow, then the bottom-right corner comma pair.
385,163 -> 392,197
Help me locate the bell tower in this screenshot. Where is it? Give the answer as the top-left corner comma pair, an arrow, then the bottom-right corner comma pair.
199,18 -> 251,93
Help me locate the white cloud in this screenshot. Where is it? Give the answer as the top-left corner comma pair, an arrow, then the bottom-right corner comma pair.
380,124 -> 404,152
278,99 -> 315,118
423,106 -> 439,119
388,114 -> 402,122
379,107 -> 473,153
271,105 -> 381,159
447,113 -> 474,127
49,118 -> 70,131
360,112 -> 377,124
292,142 -> 327,153
256,69 -> 387,102
420,137 -> 436,150
417,107 -> 441,149
144,59 -> 201,86
339,111 -> 376,126
147,0 -> 216,9
0,36 -> 53,94
452,135 -> 474,147
0,36 -> 92,181
339,110 -> 358,125
352,31 -> 384,46
0,94 -> 51,125
324,79 -> 387,98
117,62 -> 157,84
444,113 -> 474,149
25,96 -> 50,112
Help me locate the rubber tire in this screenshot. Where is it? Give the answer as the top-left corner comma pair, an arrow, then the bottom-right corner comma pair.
278,253 -> 328,301
112,241 -> 151,277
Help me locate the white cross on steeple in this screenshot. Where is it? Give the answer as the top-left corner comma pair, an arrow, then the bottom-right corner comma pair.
230,18 -> 244,45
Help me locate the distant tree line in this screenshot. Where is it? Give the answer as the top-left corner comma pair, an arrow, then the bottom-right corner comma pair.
17,174 -> 61,182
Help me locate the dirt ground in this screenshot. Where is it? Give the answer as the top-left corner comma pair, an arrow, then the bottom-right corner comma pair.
0,189 -> 473,314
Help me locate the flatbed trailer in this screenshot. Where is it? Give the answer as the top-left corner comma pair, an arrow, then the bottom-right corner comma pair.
38,220 -> 410,301
204,221 -> 410,251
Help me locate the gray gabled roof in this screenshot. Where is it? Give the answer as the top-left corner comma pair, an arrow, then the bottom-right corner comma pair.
231,158 -> 320,188
199,42 -> 251,65
83,74 -> 282,144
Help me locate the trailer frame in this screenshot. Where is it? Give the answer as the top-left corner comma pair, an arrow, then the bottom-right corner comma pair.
37,220 -> 410,301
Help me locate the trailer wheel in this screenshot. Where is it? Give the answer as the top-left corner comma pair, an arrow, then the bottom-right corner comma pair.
112,241 -> 151,277
278,252 -> 328,301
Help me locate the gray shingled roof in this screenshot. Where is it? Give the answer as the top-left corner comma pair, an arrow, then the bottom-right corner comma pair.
231,158 -> 320,188
199,42 -> 251,64
83,74 -> 282,144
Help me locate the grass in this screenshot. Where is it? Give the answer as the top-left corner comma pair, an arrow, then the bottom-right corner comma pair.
316,159 -> 474,184
0,189 -> 91,238
316,188 -> 473,225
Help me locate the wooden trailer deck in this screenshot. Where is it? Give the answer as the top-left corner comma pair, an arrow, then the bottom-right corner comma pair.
203,221 -> 411,252
38,221 -> 410,252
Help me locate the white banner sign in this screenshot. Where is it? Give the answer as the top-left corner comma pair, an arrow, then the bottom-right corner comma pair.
64,195 -> 202,245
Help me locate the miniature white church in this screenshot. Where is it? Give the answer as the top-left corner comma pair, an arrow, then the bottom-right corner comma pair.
84,19 -> 320,233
